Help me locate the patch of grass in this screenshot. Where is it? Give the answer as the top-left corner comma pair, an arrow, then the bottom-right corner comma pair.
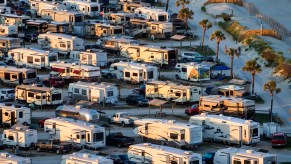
254,113 -> 281,125
195,47 -> 216,56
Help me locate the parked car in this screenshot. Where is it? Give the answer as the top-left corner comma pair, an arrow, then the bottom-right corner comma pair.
106,132 -> 134,148
185,105 -> 200,116
107,112 -> 138,127
125,94 -> 148,107
202,151 -> 216,164
109,154 -> 135,164
271,132 -> 287,148
23,33 -> 38,43
38,118 -> 50,128
0,61 -> 7,66
36,139 -> 72,154
179,52 -> 202,62
132,84 -> 145,96
0,88 -> 15,101
43,77 -> 65,88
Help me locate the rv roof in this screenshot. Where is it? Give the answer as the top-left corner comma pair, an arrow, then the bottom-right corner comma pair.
0,103 -> 30,111
0,37 -> 20,41
136,7 -> 167,14
9,48 -> 53,56
0,14 -> 29,18
0,24 -> 15,27
0,66 -> 35,72
107,12 -> 133,16
17,84 -> 59,92
94,23 -> 122,28
218,148 -> 275,158
71,81 -> 114,89
46,117 -> 102,130
64,0 -> 100,5
62,153 -> 112,163
50,62 -> 99,71
147,81 -> 194,89
218,85 -> 245,91
57,105 -> 98,115
0,152 -> 31,162
126,44 -> 173,50
112,61 -> 157,69
39,32 -> 82,40
41,9 -> 82,15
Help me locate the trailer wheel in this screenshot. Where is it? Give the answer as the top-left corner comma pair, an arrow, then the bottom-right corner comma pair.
56,149 -> 61,154
121,122 -> 125,127
36,147 -> 41,152
30,143 -> 35,148
39,123 -> 43,128
23,122 -> 28,126
107,119 -> 112,124
175,75 -> 180,79
0,97 -> 4,101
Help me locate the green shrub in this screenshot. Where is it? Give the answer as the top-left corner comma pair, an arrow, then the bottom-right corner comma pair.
201,6 -> 206,12
222,13 -> 231,21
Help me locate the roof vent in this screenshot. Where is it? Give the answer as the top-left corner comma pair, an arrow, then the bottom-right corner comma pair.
83,154 -> 91,158
143,143 -> 151,146
168,120 -> 176,124
200,113 -> 207,116
0,153 -> 9,157
219,114 -> 223,117
75,105 -> 81,109
246,150 -> 254,154
184,151 -> 193,155
16,127 -> 23,130
245,120 -> 252,124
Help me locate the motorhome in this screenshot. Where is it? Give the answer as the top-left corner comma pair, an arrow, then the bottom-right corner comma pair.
104,12 -> 133,25
50,62 -> 101,81
134,7 -> 168,21
199,95 -> 256,118
38,32 -> 85,55
56,105 -> 99,122
7,48 -> 58,69
189,113 -> 260,145
128,143 -> 202,164
0,24 -> 17,37
0,14 -> 29,27
15,84 -> 63,106
30,1 -> 59,16
104,61 -> 158,83
2,125 -> 37,149
175,63 -> 211,82
25,20 -> 72,34
129,19 -> 173,39
40,9 -> 84,26
133,119 -> 202,148
63,0 -> 100,17
213,148 -> 277,164
0,103 -> 31,127
0,152 -> 31,164
70,49 -> 107,67
0,7 -> 11,14
120,2 -> 150,13
62,153 -> 113,164
68,81 -> 118,104
0,37 -> 21,53
120,44 -> 177,65
213,85 -> 250,98
100,36 -> 138,53
0,66 -> 37,86
145,81 -> 202,103
94,23 -> 124,37
44,117 -> 106,149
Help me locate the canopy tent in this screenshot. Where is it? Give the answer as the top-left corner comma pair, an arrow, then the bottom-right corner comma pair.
213,65 -> 230,71
148,99 -> 168,117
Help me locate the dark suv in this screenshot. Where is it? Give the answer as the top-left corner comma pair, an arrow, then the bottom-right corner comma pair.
125,94 -> 148,107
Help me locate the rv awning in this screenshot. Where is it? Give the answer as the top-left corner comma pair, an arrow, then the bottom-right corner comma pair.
148,99 -> 167,107
170,35 -> 186,41
229,79 -> 251,85
51,67 -> 65,73
201,61 -> 216,68
213,65 -> 230,71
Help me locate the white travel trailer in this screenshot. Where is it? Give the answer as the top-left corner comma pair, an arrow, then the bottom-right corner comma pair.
63,0 -> 100,17
2,125 -> 37,149
100,36 -> 138,52
128,143 -> 202,164
0,14 -> 29,27
94,23 -> 124,37
189,113 -> 260,145
44,117 -> 106,149
199,95 -> 256,118
0,37 -> 21,53
146,81 -> 202,103
50,62 -> 101,81
40,9 -> 84,26
0,24 -> 17,37
133,119 -> 202,148
0,7 -> 11,14
7,48 -> 58,69
104,12 -> 133,25
0,152 -> 31,164
68,81 -> 118,104
38,32 -> 85,55
30,1 -> 59,16
0,66 -> 37,86
15,84 -> 63,106
175,63 -> 211,82
62,153 -> 113,164
0,103 -> 31,127
105,61 -> 158,83
56,105 -> 99,122
120,44 -> 177,65
134,7 -> 168,21
213,148 -> 277,164
71,49 -> 107,67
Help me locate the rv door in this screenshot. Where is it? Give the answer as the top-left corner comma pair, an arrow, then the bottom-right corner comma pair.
91,89 -> 102,103
73,131 -> 86,145
229,125 -> 242,145
127,47 -> 140,58
2,111 -> 16,126
18,72 -> 23,84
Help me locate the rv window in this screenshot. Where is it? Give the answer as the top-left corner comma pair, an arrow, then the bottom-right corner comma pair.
4,112 -> 9,116
87,133 -> 90,142
35,58 -> 40,62
77,134 -> 80,139
175,92 -> 181,97
170,133 -> 178,139
83,8 -> 85,11
252,128 -> 259,137
107,91 -> 114,97
181,68 -> 187,72
148,71 -> 154,79
8,136 -> 14,140
82,134 -> 85,139
151,26 -> 156,30
27,56 -> 33,64
181,133 -> 185,140
52,93 -> 62,100
244,160 -> 251,164
233,160 -> 241,164
82,89 -> 87,95
140,72 -> 142,76
2,43 -> 5,46
125,72 -> 130,77
4,134 -> 6,138
170,161 -> 178,164
36,95 -> 41,99
27,72 -> 36,79
19,111 -> 23,118
28,92 -> 34,97
132,73 -> 138,77
91,6 -> 99,12
165,54 -> 168,60
151,56 -> 154,58
154,88 -> 158,92
183,92 -> 186,96
60,43 -> 66,48
93,132 -> 104,142
11,74 -> 17,79
4,73 -> 10,80
74,88 -> 79,93
1,91 -> 6,94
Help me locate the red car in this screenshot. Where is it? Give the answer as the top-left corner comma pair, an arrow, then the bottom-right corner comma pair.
271,132 -> 287,148
185,105 -> 200,116
43,77 -> 65,88
38,118 -> 50,128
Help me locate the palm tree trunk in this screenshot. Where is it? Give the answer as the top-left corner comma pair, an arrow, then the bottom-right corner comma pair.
202,29 -> 206,51
270,95 -> 274,122
216,43 -> 219,64
230,56 -> 234,79
185,19 -> 188,32
166,0 -> 170,11
251,72 -> 255,95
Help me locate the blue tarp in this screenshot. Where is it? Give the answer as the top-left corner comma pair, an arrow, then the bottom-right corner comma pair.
213,65 -> 230,70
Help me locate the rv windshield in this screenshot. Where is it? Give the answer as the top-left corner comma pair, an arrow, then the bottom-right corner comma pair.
158,15 -> 167,21
93,132 -> 104,142
75,16 -> 83,22
27,72 -> 36,79
190,160 -> 200,164
114,29 -> 123,34
49,56 -> 58,62
252,128 -> 259,137
91,6 -> 99,12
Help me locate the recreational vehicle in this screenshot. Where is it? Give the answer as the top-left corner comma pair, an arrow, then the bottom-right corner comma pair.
199,95 -> 256,118
175,63 -> 211,82
104,12 -> 133,25
121,2 -> 150,13
62,153 -> 113,164
128,143 -> 202,164
2,125 -> 37,149
0,6 -> 11,14
211,85 -> 250,98
0,14 -> 29,27
94,23 -> 124,37
0,103 -> 31,127
0,152 -> 31,164
40,9 -> 84,26
70,49 -> 107,67
63,0 -> 100,17
7,48 -> 58,69
134,7 -> 168,21
100,36 -> 138,52
68,81 -> 118,104
25,20 -> 72,34
129,19 -> 173,39
0,24 -> 17,37
50,62 -> 101,81
0,66 -> 37,86
213,148 -> 277,164
0,37 -> 21,53
56,105 -> 100,122
189,113 -> 260,145
120,44 -> 177,65
38,32 -> 85,55
104,61 -> 158,83
145,81 -> 202,103
30,1 -> 59,16
133,119 -> 202,148
44,117 -> 106,149
15,84 -> 63,106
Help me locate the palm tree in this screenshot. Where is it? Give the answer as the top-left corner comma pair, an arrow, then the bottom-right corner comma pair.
226,48 -> 240,79
242,58 -> 262,95
263,80 -> 281,122
199,19 -> 212,51
176,0 -> 190,9
178,8 -> 194,32
210,30 -> 226,64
